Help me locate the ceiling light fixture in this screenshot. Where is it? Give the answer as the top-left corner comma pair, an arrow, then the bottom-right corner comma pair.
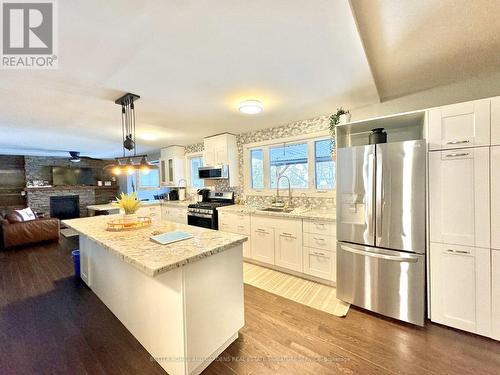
239,100 -> 263,115
104,93 -> 158,175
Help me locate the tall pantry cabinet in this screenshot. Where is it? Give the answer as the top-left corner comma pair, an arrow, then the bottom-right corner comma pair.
428,98 -> 493,337
491,96 -> 500,340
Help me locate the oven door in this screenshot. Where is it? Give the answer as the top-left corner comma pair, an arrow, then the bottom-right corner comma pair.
187,213 -> 216,229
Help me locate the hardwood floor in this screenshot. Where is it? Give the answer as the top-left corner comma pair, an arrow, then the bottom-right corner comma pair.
1,239 -> 499,375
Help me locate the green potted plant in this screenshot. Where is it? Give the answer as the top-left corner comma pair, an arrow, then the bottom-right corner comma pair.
114,192 -> 142,223
330,107 -> 351,125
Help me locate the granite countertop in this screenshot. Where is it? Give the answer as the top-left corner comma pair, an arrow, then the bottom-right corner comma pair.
217,205 -> 336,222
62,215 -> 247,277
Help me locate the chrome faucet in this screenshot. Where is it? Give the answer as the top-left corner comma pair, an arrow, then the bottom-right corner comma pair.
276,175 -> 292,208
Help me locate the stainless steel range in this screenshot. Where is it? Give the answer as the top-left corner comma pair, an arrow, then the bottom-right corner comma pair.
187,191 -> 234,229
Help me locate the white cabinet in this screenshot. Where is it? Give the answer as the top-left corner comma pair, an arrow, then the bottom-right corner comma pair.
251,225 -> 275,264
428,99 -> 490,150
302,220 -> 336,282
275,220 -> 303,272
163,205 -> 187,224
492,96 -> 500,146
492,146 -> 500,251
79,236 -> 92,287
218,211 -> 251,258
137,205 -> 161,222
160,146 -> 185,186
492,249 -> 500,340
429,147 -> 490,248
203,133 -> 239,186
430,243 -> 491,336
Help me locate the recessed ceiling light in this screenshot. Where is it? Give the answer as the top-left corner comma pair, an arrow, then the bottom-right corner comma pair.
139,132 -> 159,141
239,100 -> 263,115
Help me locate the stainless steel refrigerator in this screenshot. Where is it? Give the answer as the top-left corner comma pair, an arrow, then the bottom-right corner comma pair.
336,140 -> 426,326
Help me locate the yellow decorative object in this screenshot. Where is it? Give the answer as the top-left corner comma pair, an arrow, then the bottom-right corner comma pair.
114,192 -> 142,214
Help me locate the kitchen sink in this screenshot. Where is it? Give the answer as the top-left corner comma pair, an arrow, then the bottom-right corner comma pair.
258,207 -> 295,213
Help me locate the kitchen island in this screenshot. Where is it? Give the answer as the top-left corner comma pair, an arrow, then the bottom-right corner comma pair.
63,215 -> 247,375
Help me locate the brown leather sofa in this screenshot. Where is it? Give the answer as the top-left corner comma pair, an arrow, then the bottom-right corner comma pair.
0,209 -> 60,248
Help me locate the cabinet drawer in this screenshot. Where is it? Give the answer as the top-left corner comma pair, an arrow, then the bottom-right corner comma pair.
303,232 -> 335,251
303,219 -> 336,236
303,246 -> 335,281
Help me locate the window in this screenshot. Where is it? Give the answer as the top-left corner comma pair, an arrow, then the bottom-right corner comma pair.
246,135 -> 335,194
315,139 -> 335,189
250,149 -> 264,189
189,156 -> 204,188
137,161 -> 160,189
269,143 -> 308,189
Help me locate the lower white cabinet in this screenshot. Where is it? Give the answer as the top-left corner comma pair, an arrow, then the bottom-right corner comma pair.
218,211 -> 252,258
251,225 -> 275,264
492,249 -> 500,340
137,205 -> 161,222
163,206 -> 187,224
79,236 -> 92,287
303,247 -> 335,281
275,222 -> 303,272
430,243 -> 491,336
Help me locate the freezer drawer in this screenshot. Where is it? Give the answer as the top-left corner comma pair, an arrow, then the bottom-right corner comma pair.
336,242 -> 425,326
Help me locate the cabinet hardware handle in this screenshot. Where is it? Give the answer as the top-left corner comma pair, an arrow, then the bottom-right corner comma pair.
445,152 -> 469,158
315,223 -> 325,228
280,232 -> 296,239
447,249 -> 470,254
446,140 -> 470,145
312,251 -> 326,256
314,237 -> 326,242
256,229 -> 268,234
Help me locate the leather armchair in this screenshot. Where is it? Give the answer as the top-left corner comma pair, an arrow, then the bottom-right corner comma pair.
0,209 -> 60,248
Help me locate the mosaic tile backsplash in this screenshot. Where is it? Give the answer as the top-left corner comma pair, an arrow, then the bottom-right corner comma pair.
184,115 -> 336,209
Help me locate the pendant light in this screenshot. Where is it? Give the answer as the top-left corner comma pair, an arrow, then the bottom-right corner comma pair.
104,93 -> 158,175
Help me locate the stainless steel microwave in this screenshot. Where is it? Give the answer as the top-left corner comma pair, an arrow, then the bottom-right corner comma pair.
198,165 -> 229,180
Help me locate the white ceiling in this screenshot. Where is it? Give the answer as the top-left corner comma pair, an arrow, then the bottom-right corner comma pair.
350,0 -> 500,100
0,0 -> 378,158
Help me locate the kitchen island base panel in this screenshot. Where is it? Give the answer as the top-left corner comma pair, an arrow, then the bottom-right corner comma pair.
80,237 -> 244,375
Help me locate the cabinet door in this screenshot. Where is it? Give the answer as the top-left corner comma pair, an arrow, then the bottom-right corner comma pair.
430,243 -> 491,335
492,96 -> 500,146
160,160 -> 167,185
428,99 -> 490,150
275,229 -> 303,272
429,147 -> 490,248
79,237 -> 92,287
492,146 -> 500,250
492,249 -> 500,340
303,247 -> 335,281
215,145 -> 228,165
167,159 -> 174,185
251,226 -> 275,264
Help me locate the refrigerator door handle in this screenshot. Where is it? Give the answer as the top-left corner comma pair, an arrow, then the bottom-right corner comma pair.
340,245 -> 419,263
375,149 -> 383,245
366,152 -> 375,238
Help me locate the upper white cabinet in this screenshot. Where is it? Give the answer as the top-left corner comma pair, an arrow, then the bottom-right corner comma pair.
491,146 -> 500,250
430,243 -> 491,336
429,147 -> 490,248
492,96 -> 500,146
428,99 -> 490,150
160,146 -> 185,186
203,133 -> 240,186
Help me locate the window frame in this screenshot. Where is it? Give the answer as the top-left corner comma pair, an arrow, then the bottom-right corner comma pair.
136,160 -> 161,190
185,152 -> 204,192
243,130 -> 335,197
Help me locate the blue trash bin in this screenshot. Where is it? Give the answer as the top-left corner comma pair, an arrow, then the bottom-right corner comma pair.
72,250 -> 80,278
